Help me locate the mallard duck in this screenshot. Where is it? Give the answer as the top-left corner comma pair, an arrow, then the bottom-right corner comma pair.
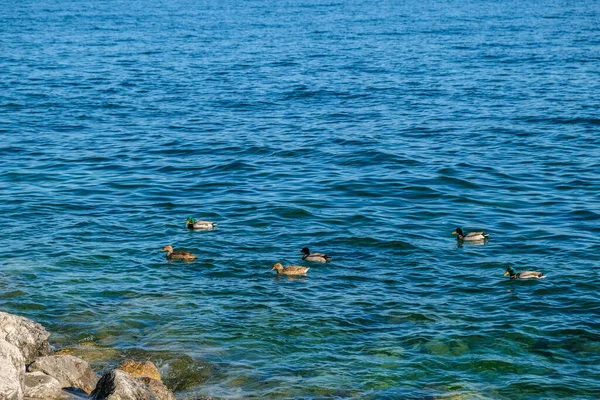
452,227 -> 489,241
300,247 -> 332,263
185,217 -> 217,230
271,263 -> 309,276
504,266 -> 545,280
161,245 -> 197,261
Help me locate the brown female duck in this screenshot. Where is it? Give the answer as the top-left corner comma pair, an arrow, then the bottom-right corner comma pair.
161,245 -> 197,261
271,263 -> 309,276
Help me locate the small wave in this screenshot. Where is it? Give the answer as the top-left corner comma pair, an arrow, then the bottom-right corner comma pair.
517,116 -> 600,126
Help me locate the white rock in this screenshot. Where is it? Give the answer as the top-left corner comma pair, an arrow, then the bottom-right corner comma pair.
0,312 -> 51,364
0,338 -> 25,400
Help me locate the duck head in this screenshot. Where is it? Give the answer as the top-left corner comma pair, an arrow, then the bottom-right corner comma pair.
186,217 -> 196,226
300,247 -> 310,255
452,228 -> 464,238
272,263 -> 284,272
161,245 -> 173,253
504,267 -> 517,278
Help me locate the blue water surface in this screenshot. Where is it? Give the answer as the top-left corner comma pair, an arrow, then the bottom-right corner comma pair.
1,0 -> 600,399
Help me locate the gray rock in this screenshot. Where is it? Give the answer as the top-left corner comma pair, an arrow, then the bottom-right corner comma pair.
91,370 -> 157,400
23,371 -> 63,399
0,338 -> 25,400
139,378 -> 175,400
0,312 -> 51,364
28,355 -> 97,394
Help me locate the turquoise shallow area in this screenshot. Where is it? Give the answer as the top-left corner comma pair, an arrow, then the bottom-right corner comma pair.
1,0 -> 600,398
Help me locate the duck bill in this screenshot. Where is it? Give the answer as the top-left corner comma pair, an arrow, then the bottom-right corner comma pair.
452,231 -> 457,235
503,271 -> 509,276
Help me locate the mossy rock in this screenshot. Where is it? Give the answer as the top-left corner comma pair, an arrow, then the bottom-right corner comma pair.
424,340 -> 450,356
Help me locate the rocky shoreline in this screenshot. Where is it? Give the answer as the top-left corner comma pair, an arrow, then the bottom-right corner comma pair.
0,311 -> 206,400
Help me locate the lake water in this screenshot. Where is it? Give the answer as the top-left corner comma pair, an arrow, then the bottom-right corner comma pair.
1,0 -> 600,398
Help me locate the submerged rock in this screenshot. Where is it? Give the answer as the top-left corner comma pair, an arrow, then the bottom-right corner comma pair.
0,312 -> 51,364
91,369 -> 157,400
55,343 -> 120,366
117,360 -> 161,382
159,354 -> 214,392
28,355 -> 97,394
0,338 -> 25,400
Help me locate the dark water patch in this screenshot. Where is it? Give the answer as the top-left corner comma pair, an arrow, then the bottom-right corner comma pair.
337,149 -> 414,167
335,236 -> 416,251
0,290 -> 27,299
3,301 -> 47,311
567,209 -> 600,221
518,116 -> 600,126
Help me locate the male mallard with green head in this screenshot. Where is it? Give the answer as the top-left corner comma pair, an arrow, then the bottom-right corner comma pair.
161,245 -> 197,261
452,227 -> 489,241
300,247 -> 332,263
271,263 -> 309,276
504,266 -> 545,280
186,217 -> 217,230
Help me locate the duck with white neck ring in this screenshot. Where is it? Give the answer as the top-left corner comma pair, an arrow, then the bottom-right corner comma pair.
504,266 -> 545,280
185,217 -> 217,230
452,227 -> 489,241
300,247 -> 331,263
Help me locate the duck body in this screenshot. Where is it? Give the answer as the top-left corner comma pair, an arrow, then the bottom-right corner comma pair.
161,245 -> 197,261
272,263 -> 309,276
452,227 -> 489,241
186,217 -> 217,230
504,267 -> 545,280
300,247 -> 331,263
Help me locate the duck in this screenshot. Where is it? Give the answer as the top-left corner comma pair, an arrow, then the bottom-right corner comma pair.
504,266 -> 545,280
161,245 -> 197,261
300,247 -> 332,263
452,227 -> 489,241
271,263 -> 309,276
186,217 -> 217,230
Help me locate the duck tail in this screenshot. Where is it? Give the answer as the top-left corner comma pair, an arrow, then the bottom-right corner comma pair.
538,273 -> 546,279
325,255 -> 332,261
483,232 -> 490,237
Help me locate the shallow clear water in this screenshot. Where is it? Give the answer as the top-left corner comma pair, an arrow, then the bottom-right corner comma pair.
2,0 -> 600,398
